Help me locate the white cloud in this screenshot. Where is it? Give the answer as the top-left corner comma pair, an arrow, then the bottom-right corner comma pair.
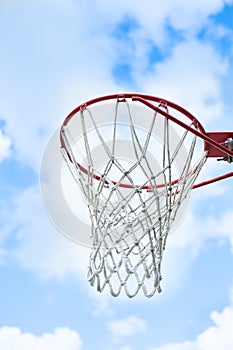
206,209 -> 233,253
96,0 -> 229,41
1,184 -> 116,314
90,291 -> 114,317
138,39 -> 227,124
0,326 -> 83,350
152,180 -> 233,295
108,315 -> 146,339
182,205 -> 233,254
169,202 -> 233,254
2,186 -> 90,281
0,0 -> 231,171
0,0 -> 121,171
93,0 -> 232,91
0,129 -> 11,163
149,305 -> 233,350
0,180 -> 117,312
206,21 -> 233,40
162,0 -> 227,35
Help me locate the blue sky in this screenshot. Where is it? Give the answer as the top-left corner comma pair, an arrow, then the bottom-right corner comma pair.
0,1 -> 233,349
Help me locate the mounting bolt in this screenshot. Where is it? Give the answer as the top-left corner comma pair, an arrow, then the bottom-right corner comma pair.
217,138 -> 233,163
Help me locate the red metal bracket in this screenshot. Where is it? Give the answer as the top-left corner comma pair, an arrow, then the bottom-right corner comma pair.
204,132 -> 233,157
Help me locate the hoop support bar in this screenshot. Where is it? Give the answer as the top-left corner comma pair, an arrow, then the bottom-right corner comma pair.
193,171 -> 233,189
133,97 -> 233,159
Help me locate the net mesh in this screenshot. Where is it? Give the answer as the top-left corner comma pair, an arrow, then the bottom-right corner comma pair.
61,98 -> 207,297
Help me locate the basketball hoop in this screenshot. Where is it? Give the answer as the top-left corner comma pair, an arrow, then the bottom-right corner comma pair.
41,93 -> 233,298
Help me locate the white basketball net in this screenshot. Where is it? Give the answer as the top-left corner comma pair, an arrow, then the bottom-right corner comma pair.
61,97 -> 207,297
